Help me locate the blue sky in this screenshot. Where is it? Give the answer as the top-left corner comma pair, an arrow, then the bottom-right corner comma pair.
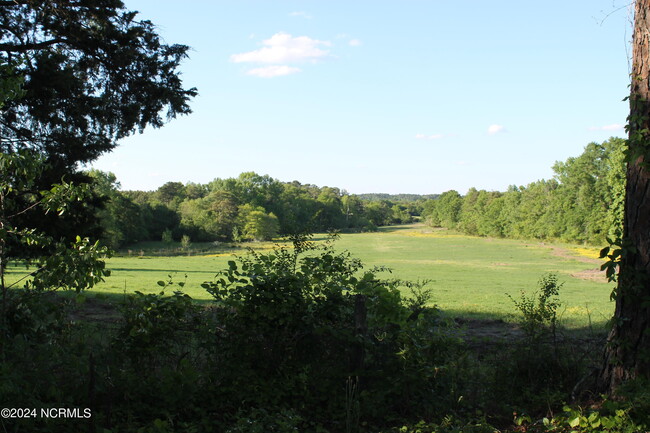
89,0 -> 632,194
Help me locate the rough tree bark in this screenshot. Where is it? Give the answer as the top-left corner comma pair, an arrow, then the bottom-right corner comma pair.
599,0 -> 650,395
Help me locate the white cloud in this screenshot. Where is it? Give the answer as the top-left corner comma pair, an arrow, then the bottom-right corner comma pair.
246,65 -> 301,78
231,32 -> 331,64
349,39 -> 362,47
487,124 -> 505,135
289,11 -> 312,19
415,133 -> 444,140
589,123 -> 624,131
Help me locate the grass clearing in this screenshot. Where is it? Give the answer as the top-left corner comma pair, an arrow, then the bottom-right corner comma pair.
332,224 -> 613,327
6,223 -> 614,327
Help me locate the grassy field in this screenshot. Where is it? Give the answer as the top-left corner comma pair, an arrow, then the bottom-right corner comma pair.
334,224 -> 613,327
5,223 -> 614,327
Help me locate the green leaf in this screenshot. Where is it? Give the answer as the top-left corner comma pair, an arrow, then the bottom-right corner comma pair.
157,281 -> 165,287
601,417 -> 615,429
588,412 -> 601,428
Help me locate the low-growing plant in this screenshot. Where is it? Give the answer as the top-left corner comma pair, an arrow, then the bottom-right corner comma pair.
161,228 -> 174,245
378,416 -> 497,433
484,274 -> 592,420
514,402 -> 647,432
115,287 -> 198,360
508,273 -> 562,338
180,234 -> 192,252
2,289 -> 68,343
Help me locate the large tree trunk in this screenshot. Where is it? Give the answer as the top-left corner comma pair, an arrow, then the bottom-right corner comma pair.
599,0 -> 650,395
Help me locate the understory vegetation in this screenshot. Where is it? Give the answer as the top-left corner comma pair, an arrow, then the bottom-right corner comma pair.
1,236 -> 648,432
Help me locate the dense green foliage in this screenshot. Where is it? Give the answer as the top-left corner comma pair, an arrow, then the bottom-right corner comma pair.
0,238 -> 463,432
2,237 -> 647,432
0,0 -> 196,257
0,0 -> 196,165
91,137 -> 626,250
422,138 -> 626,245
0,72 -> 111,354
89,171 -> 420,248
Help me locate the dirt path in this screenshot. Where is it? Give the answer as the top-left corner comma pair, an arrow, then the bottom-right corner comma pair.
545,245 -> 610,283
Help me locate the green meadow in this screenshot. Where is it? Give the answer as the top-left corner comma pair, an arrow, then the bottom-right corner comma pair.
334,224 -> 613,326
6,223 -> 614,327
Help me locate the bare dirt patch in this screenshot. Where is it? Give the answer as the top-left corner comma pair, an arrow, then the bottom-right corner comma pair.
570,268 -> 608,283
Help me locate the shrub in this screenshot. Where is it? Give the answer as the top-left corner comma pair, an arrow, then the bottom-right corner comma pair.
115,280 -> 200,365
508,273 -> 562,339
488,274 -> 588,418
201,234 -> 462,430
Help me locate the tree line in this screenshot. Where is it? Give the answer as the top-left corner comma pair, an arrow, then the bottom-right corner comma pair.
90,171 -> 420,248
92,137 -> 626,249
421,137 -> 626,245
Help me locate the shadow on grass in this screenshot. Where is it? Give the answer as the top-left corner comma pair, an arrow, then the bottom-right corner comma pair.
375,224 -> 417,233
441,307 -> 609,337
107,268 -> 215,274
54,290 -> 609,344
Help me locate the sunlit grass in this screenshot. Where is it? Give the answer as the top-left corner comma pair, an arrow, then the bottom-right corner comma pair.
6,223 -> 614,327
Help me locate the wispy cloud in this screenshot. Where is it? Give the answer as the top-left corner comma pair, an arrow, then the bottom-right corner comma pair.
487,124 -> 506,135
246,65 -> 301,78
289,11 -> 312,19
349,39 -> 362,47
231,32 -> 330,64
589,123 -> 624,131
415,133 -> 444,140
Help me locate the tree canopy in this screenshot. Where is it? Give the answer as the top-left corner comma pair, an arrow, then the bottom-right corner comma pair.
421,138 -> 626,246
0,0 -> 197,169
0,0 -> 196,255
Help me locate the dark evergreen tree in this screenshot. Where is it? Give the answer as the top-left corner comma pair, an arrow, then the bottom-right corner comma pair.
0,0 -> 196,252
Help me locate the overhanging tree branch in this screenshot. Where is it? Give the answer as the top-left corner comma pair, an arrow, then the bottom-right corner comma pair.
0,38 -> 66,52
0,1 -> 28,7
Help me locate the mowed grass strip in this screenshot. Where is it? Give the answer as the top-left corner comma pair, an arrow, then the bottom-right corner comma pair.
5,223 -> 614,327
